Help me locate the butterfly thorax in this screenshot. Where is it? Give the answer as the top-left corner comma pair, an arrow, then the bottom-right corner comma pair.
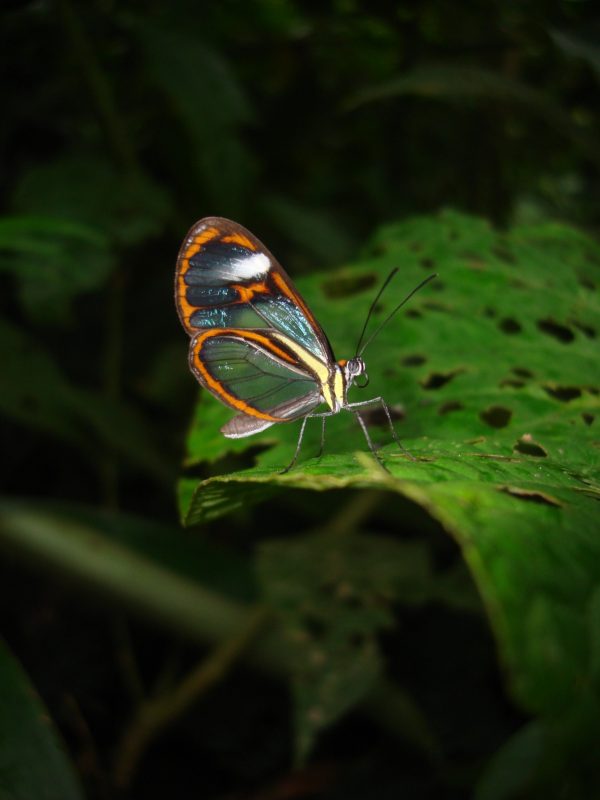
268,331 -> 342,412
335,356 -> 366,410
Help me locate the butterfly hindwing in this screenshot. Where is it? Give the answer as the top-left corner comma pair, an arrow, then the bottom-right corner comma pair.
220,391 -> 322,438
189,329 -> 322,428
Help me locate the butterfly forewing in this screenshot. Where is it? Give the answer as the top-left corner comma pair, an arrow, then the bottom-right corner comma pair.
176,217 -> 334,362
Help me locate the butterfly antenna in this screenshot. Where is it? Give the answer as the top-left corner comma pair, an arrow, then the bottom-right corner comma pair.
358,273 -> 437,357
354,267 -> 400,356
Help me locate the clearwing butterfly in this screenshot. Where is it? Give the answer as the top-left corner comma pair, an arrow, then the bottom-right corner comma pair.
175,217 -> 435,472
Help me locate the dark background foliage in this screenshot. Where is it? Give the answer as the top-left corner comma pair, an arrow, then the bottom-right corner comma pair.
0,1 -> 598,798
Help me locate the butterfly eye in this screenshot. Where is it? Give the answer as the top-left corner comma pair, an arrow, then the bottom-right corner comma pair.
355,372 -> 369,389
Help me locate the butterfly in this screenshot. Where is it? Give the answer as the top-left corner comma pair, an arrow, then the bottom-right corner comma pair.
175,217 -> 435,472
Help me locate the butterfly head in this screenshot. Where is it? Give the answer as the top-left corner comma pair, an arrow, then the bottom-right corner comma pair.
343,356 -> 369,389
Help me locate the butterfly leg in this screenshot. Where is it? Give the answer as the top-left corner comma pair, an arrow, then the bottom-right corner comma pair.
280,411 -> 334,473
353,410 -> 390,472
316,416 -> 327,460
346,397 -> 415,461
280,415 -> 310,474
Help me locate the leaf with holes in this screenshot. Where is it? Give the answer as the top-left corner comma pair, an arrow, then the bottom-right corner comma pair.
179,210 -> 600,786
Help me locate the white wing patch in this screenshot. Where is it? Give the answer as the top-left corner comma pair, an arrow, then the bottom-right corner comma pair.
234,252 -> 271,279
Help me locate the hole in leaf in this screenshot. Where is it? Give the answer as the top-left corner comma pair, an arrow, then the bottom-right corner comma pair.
500,378 -> 525,389
421,369 -> 463,390
21,395 -> 38,412
405,309 -> 422,319
492,244 -> 517,264
402,354 -> 426,367
303,614 -> 327,640
499,317 -> 522,334
349,632 -> 367,649
360,404 -> 405,427
480,405 -> 512,428
469,259 -> 487,271
342,594 -> 362,611
498,487 -> 562,507
439,401 -> 464,415
321,271 -> 377,299
319,580 -> 337,597
420,257 -> 435,270
582,413 -> 595,426
461,251 -> 486,269
537,318 -> 575,343
512,367 -> 533,378
514,436 -> 547,457
571,320 -> 596,339
543,385 -> 582,402
423,301 -> 450,313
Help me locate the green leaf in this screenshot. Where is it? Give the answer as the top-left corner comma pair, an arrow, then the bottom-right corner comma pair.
0,318 -> 169,482
0,503 -> 256,648
257,532 -> 432,761
37,501 -> 257,604
6,154 -> 170,322
181,210 -> 598,500
178,210 -> 600,781
13,155 -> 171,249
0,638 -> 84,800
0,214 -> 112,323
475,722 -> 543,800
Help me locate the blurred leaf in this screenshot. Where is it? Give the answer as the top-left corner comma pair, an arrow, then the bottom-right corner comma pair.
250,0 -> 309,37
430,560 -> 483,614
260,195 -> 357,265
0,503 -> 256,647
0,317 -> 170,482
41,501 -> 256,604
0,501 -> 437,763
0,638 -> 84,800
345,65 -> 600,167
136,341 -> 191,411
13,154 -> 171,249
475,722 -> 542,800
0,214 -> 112,323
135,21 -> 254,213
179,210 -> 600,789
257,532 -> 431,761
550,27 -> 600,81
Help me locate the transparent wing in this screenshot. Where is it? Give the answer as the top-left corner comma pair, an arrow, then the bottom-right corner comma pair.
190,332 -> 322,426
221,391 -> 322,438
